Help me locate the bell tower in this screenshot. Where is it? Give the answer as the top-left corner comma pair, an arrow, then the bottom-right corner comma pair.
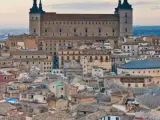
29,0 -> 45,36
115,0 -> 133,37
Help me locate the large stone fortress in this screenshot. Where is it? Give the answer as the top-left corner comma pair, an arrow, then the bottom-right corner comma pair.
29,0 -> 133,37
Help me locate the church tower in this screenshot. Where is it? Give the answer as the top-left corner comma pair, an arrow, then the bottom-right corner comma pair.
29,0 -> 45,36
115,0 -> 133,37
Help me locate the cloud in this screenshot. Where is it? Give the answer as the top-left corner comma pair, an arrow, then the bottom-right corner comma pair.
133,1 -> 154,6
45,1 -> 116,11
151,6 -> 160,10
46,0 -> 160,11
133,0 -> 160,10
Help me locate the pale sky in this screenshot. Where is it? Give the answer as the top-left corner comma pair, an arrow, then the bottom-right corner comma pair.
0,0 -> 160,28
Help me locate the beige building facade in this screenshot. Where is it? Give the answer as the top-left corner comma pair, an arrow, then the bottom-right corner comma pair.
58,48 -> 111,74
6,34 -> 38,52
117,68 -> 160,84
29,0 -> 133,38
0,57 -> 13,68
120,76 -> 153,88
81,49 -> 112,74
38,36 -> 109,55
11,50 -> 52,73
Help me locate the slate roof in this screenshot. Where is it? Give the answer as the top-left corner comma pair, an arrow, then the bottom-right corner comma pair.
78,110 -> 107,120
96,93 -> 111,103
75,104 -> 99,112
120,0 -> 132,10
72,91 -> 95,98
41,13 -> 119,21
136,94 -> 160,109
63,60 -> 82,69
0,102 -> 17,116
0,115 -> 25,120
32,111 -> 74,120
119,60 -> 160,69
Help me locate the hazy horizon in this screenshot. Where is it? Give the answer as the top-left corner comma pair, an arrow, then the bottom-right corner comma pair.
0,0 -> 160,28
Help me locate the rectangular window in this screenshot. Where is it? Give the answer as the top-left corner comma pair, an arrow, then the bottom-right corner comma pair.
116,117 -> 120,120
125,19 -> 128,23
108,117 -> 110,120
128,84 -> 131,87
33,29 -> 36,33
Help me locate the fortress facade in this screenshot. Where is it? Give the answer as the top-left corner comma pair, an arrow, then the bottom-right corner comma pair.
29,0 -> 133,38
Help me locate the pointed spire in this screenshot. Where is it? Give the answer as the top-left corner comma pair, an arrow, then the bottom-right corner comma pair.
118,0 -> 122,7
30,0 -> 39,13
39,0 -> 42,9
121,0 -> 132,9
33,0 -> 38,9
115,0 -> 122,13
39,0 -> 45,14
124,0 -> 129,4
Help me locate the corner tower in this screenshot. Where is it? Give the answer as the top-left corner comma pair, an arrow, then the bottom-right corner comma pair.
29,0 -> 45,36
115,0 -> 133,37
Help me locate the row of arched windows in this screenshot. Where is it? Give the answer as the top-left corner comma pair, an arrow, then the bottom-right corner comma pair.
89,56 -> 109,62
61,56 -> 81,61
61,56 -> 109,62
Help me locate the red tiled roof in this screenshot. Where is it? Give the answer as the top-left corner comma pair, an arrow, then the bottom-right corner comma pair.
133,117 -> 145,120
